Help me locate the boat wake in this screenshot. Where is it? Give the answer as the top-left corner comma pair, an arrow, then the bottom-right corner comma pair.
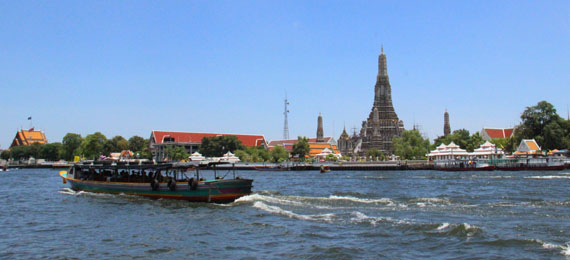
58,188 -> 84,196
252,201 -> 335,222
328,195 -> 396,206
524,175 -> 570,179
349,211 -> 412,226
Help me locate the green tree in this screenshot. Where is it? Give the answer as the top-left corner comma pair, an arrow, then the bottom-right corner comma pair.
62,133 -> 83,161
103,136 -> 130,155
1,150 -> 11,160
543,121 -> 564,150
489,137 -> 510,152
291,137 -> 310,160
433,129 -> 471,150
128,136 -> 146,152
199,136 -> 245,157
519,101 -> 560,139
234,149 -> 251,162
270,146 -> 289,162
139,139 -> 153,159
29,142 -> 42,159
326,154 -> 338,162
39,142 -> 63,161
466,132 -> 484,152
393,129 -> 430,160
366,148 -> 385,161
10,146 -> 33,160
81,132 -> 107,159
244,146 -> 270,162
164,145 -> 189,161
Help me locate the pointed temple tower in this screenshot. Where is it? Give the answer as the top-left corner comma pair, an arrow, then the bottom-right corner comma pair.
359,47 -> 404,154
443,109 -> 451,137
316,113 -> 324,142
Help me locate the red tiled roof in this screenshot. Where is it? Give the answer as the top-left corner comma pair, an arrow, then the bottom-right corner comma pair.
483,128 -> 514,139
151,131 -> 266,147
503,129 -> 514,138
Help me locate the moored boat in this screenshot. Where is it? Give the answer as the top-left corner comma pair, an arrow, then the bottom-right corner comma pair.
434,160 -> 495,171
59,161 -> 253,203
495,157 -> 566,171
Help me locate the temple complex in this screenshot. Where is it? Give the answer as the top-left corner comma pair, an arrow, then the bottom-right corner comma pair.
340,48 -> 404,156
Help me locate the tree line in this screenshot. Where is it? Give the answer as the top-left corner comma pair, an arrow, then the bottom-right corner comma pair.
1,132 -> 151,161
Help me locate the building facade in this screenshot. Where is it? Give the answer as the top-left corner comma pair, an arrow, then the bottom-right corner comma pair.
149,131 -> 267,161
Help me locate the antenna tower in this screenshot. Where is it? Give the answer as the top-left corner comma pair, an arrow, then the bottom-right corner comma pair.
283,96 -> 290,139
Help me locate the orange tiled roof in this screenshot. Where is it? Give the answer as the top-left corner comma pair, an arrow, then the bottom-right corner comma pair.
10,128 -> 48,148
308,143 -> 340,157
526,140 -> 539,150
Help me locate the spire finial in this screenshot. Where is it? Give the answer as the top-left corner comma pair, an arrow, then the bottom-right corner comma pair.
381,44 -> 384,53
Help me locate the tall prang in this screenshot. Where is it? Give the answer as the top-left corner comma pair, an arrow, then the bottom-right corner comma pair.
359,47 -> 405,155
316,113 -> 324,142
443,109 -> 450,137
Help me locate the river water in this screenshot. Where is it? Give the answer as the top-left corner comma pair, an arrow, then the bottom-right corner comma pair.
0,168 -> 569,259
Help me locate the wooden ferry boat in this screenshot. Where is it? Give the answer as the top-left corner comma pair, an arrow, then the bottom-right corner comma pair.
59,161 -> 253,203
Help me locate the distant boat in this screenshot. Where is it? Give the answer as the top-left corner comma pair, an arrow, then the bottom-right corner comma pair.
434,160 -> 495,171
495,157 -> 566,171
320,165 -> 331,173
59,161 -> 253,203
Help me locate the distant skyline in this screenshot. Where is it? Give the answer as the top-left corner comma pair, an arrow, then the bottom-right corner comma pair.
1,1 -> 569,149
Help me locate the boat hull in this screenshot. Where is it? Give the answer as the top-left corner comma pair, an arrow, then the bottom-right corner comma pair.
437,166 -> 495,172
61,172 -> 252,203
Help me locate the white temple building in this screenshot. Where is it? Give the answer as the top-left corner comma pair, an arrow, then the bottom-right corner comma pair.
427,142 -> 469,161
427,141 -> 504,161
471,141 -> 504,159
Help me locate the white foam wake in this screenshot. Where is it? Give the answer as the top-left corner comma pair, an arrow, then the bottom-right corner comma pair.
328,195 -> 396,206
235,194 -> 305,207
524,176 -> 570,179
252,201 -> 335,222
437,222 -> 450,230
349,211 -> 411,226
536,240 -> 570,256
58,188 -> 84,196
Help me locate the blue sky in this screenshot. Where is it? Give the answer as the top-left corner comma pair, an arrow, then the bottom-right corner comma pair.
1,1 -> 569,148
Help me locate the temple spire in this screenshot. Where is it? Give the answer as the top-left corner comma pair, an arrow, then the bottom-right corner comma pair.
317,113 -> 324,142
444,109 -> 451,137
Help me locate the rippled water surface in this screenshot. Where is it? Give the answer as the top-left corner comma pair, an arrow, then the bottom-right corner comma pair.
1,168 -> 569,259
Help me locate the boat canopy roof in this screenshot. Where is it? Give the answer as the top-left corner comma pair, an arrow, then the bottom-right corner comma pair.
72,161 -> 234,170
